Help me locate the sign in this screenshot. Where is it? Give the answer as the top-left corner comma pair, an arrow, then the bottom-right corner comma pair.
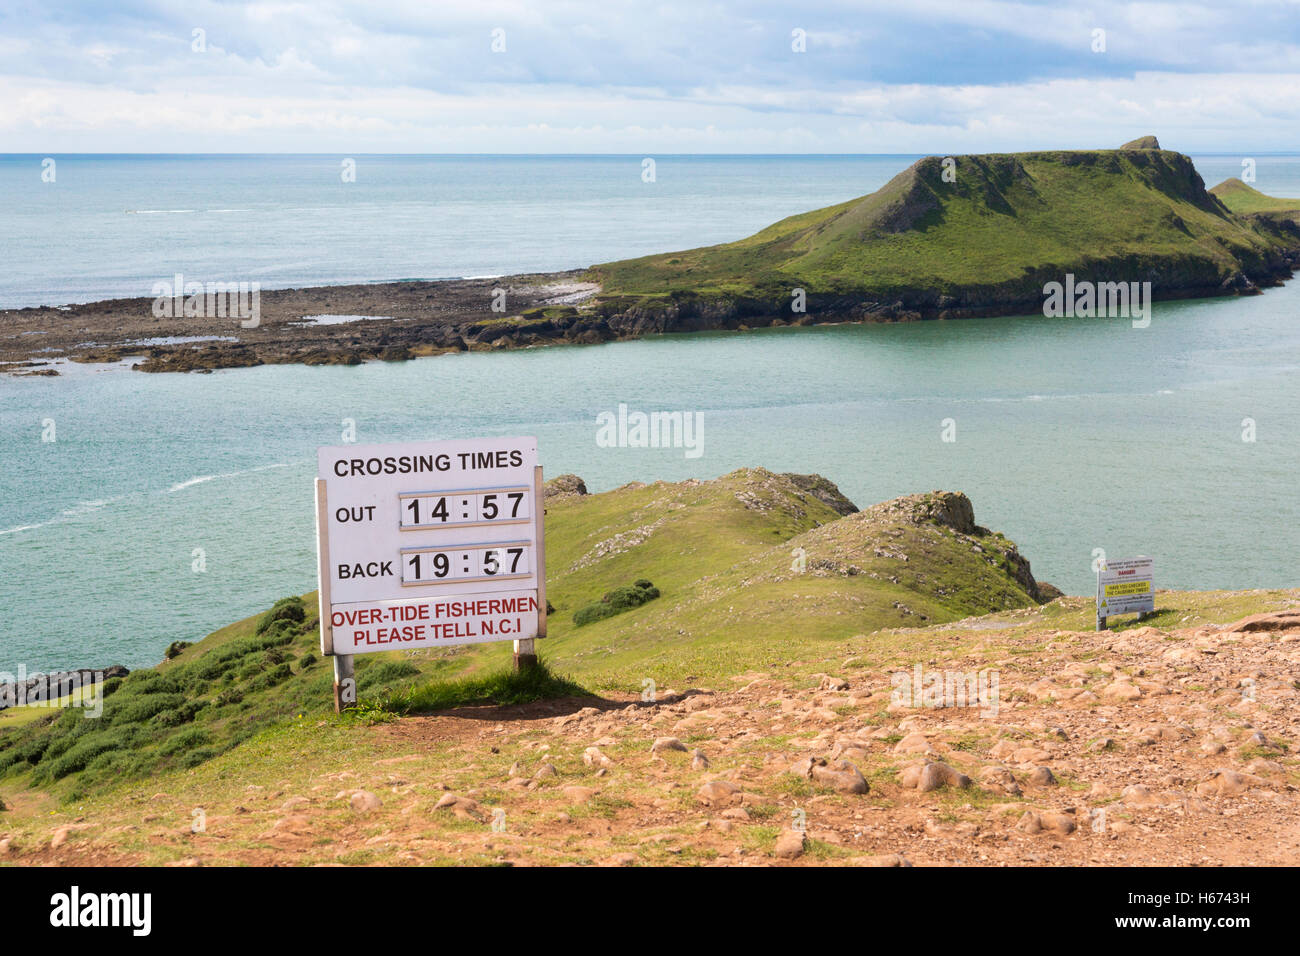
1096,556 -> 1154,622
315,436 -> 544,657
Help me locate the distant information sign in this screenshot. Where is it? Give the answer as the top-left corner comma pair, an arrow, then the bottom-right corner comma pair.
1097,556 -> 1155,620
315,436 -> 543,656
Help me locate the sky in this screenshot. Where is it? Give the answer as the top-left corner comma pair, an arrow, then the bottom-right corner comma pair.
1,0 -> 1298,153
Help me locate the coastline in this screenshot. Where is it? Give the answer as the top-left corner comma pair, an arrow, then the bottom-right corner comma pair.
2,255 -> 1298,375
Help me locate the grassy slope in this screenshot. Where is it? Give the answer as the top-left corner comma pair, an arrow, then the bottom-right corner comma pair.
591,148 -> 1293,302
2,467 -> 1295,818
0,469 -> 1038,800
1210,178 -> 1300,215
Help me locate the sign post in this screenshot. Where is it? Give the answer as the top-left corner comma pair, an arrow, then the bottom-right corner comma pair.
513,464 -> 546,672
1096,556 -> 1155,631
314,437 -> 544,711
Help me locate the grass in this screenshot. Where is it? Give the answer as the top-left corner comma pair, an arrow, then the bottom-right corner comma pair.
589,147 -> 1298,312
369,658 -> 590,714
0,595 -> 431,801
1210,178 -> 1300,215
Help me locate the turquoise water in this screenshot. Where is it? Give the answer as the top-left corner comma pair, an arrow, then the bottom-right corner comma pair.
3,153 -> 1300,671
4,282 -> 1300,671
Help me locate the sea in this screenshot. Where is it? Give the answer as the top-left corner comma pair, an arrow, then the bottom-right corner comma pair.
2,153 -> 1299,671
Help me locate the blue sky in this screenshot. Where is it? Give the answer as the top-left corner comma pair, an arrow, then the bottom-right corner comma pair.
2,0 -> 1298,152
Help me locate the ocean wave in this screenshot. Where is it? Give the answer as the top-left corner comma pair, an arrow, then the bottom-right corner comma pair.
0,523 -> 46,537
61,498 -> 116,516
165,462 -> 289,494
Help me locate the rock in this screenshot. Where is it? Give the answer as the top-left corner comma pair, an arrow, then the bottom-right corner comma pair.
1245,758 -> 1285,777
1195,769 -> 1264,798
1016,809 -> 1076,836
989,739 -> 1019,759
1121,784 -> 1162,807
978,765 -> 1022,796
854,853 -> 912,867
583,747 -> 615,769
773,829 -> 807,860
561,786 -> 598,804
0,838 -> 12,855
893,732 -> 932,754
1009,747 -> 1052,764
696,779 -> 743,806
651,737 -> 688,754
1121,135 -> 1160,150
781,473 -> 860,516
1222,610 -> 1300,633
1101,681 -> 1142,701
433,793 -> 484,820
533,762 -> 558,780
543,474 -> 588,498
900,760 -> 971,792
607,852 -> 637,866
350,791 -> 381,813
1027,766 -> 1057,787
810,759 -> 870,795
817,675 -> 850,692
691,750 -> 710,771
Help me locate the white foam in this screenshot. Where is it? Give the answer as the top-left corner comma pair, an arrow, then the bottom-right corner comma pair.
165,462 -> 289,494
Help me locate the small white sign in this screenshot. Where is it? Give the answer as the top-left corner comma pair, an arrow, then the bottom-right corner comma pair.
1097,556 -> 1155,619
315,436 -> 542,655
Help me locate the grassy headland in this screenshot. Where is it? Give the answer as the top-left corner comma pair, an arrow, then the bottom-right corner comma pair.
589,140 -> 1300,330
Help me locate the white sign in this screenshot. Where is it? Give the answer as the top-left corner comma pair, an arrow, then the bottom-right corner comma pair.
1097,556 -> 1154,619
315,436 -> 543,656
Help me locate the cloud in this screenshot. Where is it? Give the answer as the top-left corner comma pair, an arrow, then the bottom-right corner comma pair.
0,0 -> 1296,151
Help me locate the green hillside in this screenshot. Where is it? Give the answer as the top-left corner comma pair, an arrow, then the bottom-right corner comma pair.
0,469 -> 1049,800
590,140 -> 1299,321
1210,177 -> 1300,216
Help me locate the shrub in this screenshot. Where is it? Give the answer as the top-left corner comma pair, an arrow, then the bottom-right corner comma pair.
257,596 -> 306,635
181,748 -> 218,769
573,579 -> 661,626
105,692 -> 186,726
246,663 -> 292,693
159,727 -> 211,757
47,730 -> 131,779
152,701 -> 205,727
164,640 -> 192,660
